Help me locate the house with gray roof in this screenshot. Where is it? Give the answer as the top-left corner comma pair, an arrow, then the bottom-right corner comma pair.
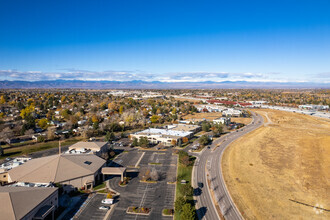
0,186 -> 58,220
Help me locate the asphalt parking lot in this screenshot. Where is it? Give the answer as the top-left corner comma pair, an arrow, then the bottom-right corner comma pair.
112,149 -> 144,167
107,150 -> 177,220
77,194 -> 109,220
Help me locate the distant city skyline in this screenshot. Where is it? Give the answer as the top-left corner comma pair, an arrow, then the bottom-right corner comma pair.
0,0 -> 329,84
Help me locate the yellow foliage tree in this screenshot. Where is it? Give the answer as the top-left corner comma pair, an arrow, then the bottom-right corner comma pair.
38,118 -> 49,130
91,115 -> 99,123
171,139 -> 177,146
119,105 -> 124,114
182,137 -> 189,143
0,96 -> 5,104
20,105 -> 35,119
108,102 -> 116,111
61,96 -> 66,103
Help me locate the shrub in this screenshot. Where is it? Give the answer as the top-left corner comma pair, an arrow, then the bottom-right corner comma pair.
180,203 -> 196,220
175,196 -> 186,213
37,135 -> 45,142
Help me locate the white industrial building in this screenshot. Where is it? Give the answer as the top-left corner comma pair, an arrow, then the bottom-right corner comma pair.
213,117 -> 231,125
298,104 -> 329,111
222,108 -> 242,117
131,124 -> 201,146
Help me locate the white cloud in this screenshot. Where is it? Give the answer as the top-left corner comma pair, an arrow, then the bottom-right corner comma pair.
0,69 -> 324,83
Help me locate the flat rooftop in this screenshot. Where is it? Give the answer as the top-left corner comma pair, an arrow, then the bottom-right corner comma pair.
167,124 -> 200,132
135,128 -> 192,137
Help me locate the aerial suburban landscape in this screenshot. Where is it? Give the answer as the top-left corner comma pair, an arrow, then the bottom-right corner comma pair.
0,1 -> 329,220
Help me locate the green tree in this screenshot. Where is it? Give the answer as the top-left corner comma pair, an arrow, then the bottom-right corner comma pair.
105,131 -> 115,142
180,203 -> 196,220
93,122 -> 99,130
182,184 -> 194,197
132,137 -> 138,147
202,122 -> 211,132
138,136 -> 149,148
175,196 -> 186,213
212,123 -> 223,137
61,109 -> 71,119
198,135 -> 210,146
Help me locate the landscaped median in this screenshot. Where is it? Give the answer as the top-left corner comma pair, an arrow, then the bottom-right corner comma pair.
162,208 -> 174,216
126,207 -> 151,215
174,150 -> 197,220
119,177 -> 131,186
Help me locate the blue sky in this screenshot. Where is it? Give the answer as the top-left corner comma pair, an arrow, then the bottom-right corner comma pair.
0,0 -> 329,83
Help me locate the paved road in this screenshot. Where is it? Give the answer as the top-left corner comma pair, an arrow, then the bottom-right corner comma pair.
193,112 -> 264,220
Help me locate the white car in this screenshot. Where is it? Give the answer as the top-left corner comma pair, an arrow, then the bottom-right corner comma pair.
102,199 -> 114,204
99,206 -> 110,210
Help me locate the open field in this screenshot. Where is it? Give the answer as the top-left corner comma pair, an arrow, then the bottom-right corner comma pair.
230,117 -> 252,125
222,109 -> 330,219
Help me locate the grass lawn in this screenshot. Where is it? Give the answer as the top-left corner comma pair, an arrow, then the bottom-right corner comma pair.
174,156 -> 195,220
97,189 -> 108,194
0,137 -> 83,160
94,182 -> 106,191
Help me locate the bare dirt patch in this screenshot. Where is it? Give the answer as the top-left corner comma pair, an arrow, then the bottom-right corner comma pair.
222,109 -> 330,219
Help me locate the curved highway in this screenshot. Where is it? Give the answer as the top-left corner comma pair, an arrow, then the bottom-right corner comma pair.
192,112 -> 264,220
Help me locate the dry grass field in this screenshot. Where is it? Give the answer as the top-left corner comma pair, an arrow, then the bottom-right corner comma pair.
222,109 -> 330,220
183,112 -> 252,125
230,117 -> 252,125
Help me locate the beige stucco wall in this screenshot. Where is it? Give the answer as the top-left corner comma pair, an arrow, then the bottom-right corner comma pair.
0,172 -> 8,184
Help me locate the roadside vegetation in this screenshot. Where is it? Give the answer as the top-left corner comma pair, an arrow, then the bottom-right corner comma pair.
174,151 -> 196,220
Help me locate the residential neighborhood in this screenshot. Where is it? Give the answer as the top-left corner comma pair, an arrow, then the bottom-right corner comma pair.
0,89 -> 329,220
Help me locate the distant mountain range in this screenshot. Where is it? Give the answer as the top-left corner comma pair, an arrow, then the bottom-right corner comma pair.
0,80 -> 328,89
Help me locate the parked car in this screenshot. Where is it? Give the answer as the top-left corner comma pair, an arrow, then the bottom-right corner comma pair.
99,206 -> 110,210
102,199 -> 114,204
